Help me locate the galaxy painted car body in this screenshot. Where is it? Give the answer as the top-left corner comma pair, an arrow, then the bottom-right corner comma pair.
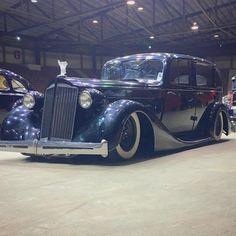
0,69 -> 33,124
0,53 -> 231,160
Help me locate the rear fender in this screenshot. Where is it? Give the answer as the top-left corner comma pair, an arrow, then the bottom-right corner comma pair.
208,102 -> 230,136
1,105 -> 41,141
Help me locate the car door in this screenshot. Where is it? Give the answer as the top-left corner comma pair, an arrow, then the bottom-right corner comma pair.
193,61 -> 218,129
161,58 -> 195,134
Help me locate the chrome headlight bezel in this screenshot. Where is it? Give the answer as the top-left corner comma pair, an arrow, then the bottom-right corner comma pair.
23,93 -> 35,109
79,90 -> 93,109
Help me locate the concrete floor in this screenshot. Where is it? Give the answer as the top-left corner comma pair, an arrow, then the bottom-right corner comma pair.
0,134 -> 236,236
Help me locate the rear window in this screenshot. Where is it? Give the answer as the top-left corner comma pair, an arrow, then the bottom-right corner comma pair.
196,62 -> 213,87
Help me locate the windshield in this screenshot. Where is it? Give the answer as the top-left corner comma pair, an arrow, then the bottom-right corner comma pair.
102,59 -> 164,81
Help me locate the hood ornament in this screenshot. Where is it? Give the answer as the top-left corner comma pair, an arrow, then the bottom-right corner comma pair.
58,60 -> 68,77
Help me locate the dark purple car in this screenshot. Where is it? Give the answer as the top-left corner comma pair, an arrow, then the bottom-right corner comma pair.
0,53 -> 231,161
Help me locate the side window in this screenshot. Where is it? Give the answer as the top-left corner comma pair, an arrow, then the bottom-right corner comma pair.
196,62 -> 213,87
214,68 -> 222,88
169,59 -> 190,86
11,79 -> 27,93
0,75 -> 9,91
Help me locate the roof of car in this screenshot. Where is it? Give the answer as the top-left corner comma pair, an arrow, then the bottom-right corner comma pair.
105,52 -> 213,65
0,68 -> 22,78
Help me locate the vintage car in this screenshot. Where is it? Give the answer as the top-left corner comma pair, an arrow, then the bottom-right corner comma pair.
0,53 -> 231,160
0,69 -> 34,124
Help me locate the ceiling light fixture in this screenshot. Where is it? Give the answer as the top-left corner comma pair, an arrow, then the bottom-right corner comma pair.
92,20 -> 98,24
138,7 -> 144,11
214,34 -> 219,38
16,36 -> 21,41
31,0 -> 38,3
148,45 -> 152,49
191,22 -> 199,31
127,0 -> 135,6
149,35 -> 155,39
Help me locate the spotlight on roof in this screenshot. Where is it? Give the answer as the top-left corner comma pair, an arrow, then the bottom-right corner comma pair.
127,0 -> 135,6
31,0 -> 38,3
138,7 -> 144,11
149,35 -> 155,39
191,22 -> 199,31
92,20 -> 98,24
16,36 -> 21,41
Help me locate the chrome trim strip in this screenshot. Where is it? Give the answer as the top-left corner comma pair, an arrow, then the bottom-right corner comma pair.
0,92 -> 24,96
0,139 -> 108,158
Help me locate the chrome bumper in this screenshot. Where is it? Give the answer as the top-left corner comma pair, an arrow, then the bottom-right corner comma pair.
0,139 -> 108,157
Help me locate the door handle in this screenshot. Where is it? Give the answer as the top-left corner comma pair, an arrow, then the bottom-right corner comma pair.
190,115 -> 198,121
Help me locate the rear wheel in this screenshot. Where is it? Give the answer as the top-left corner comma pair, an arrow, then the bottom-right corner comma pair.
210,110 -> 223,141
110,112 -> 140,160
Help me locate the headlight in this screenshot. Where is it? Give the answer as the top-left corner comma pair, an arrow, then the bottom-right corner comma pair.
79,91 -> 92,109
23,93 -> 35,109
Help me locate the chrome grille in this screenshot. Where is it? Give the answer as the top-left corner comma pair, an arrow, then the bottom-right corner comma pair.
41,84 -> 78,141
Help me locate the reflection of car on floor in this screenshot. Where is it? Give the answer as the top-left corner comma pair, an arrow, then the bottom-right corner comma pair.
0,69 -> 34,124
0,53 -> 231,161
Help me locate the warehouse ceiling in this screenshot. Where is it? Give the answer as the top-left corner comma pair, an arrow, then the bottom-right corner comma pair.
0,0 -> 236,55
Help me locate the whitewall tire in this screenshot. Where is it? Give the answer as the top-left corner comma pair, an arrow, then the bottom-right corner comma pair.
211,111 -> 223,141
112,112 -> 141,160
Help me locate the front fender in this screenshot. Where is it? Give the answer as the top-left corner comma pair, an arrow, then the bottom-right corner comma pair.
74,100 -> 153,150
1,105 -> 41,141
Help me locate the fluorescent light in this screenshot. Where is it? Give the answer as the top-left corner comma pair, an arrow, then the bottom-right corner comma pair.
127,0 -> 135,5
191,22 -> 199,31
138,7 -> 144,11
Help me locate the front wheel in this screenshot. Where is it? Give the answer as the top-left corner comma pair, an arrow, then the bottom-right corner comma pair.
210,110 -> 223,141
110,112 -> 141,160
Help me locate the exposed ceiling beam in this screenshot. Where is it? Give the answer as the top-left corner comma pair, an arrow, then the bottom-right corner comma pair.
10,1 -> 125,34
103,0 -> 236,43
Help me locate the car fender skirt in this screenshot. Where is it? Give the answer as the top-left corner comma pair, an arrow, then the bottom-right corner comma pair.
1,105 -> 41,141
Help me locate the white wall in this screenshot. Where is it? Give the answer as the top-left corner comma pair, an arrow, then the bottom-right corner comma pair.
24,49 -> 36,64
64,53 -> 81,69
0,47 -> 3,62
45,52 -> 64,67
5,46 -> 23,64
96,56 -> 102,70
0,46 -> 111,71
82,55 -> 92,69
233,56 -> 236,69
213,56 -> 231,69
